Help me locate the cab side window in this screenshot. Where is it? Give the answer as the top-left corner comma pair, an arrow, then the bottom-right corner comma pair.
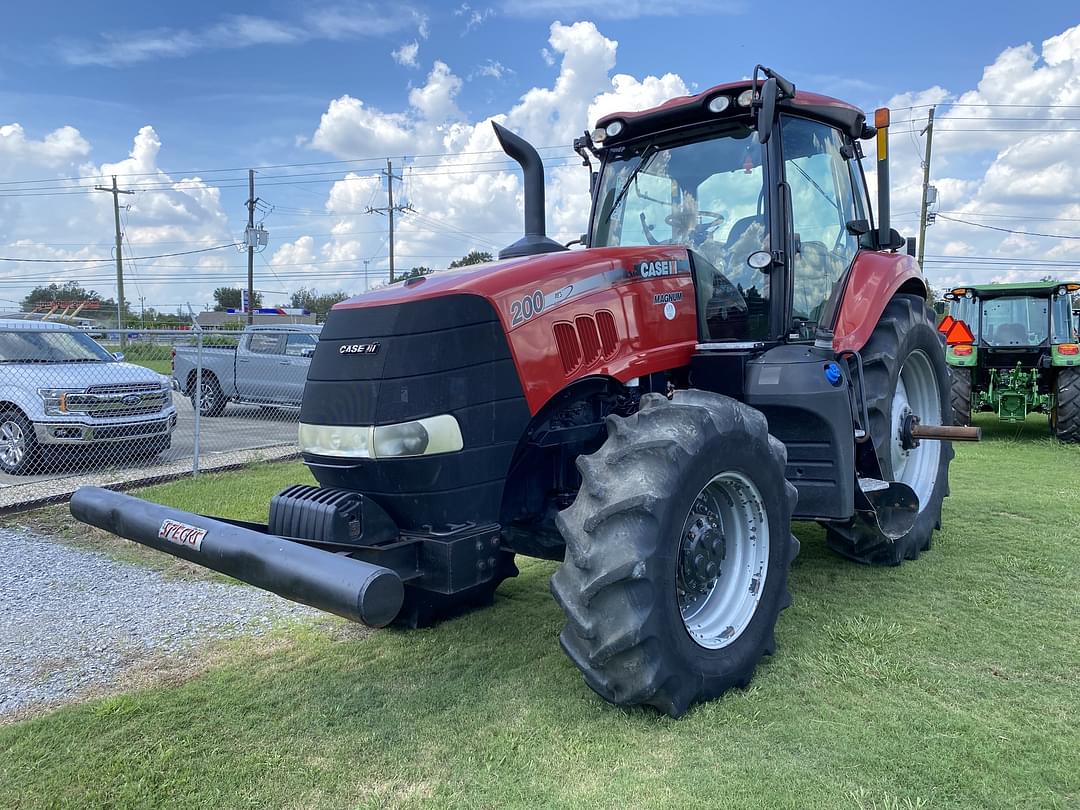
285,334 -> 317,357
781,117 -> 859,337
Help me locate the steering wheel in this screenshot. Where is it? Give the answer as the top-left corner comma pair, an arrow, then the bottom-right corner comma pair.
663,210 -> 726,247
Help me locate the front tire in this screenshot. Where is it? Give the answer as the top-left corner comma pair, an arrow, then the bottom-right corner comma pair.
0,411 -> 38,475
827,295 -> 953,565
1052,367 -> 1080,443
551,390 -> 799,717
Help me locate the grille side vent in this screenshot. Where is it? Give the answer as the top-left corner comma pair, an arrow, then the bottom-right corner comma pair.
553,322 -> 582,375
596,310 -> 618,359
575,315 -> 602,366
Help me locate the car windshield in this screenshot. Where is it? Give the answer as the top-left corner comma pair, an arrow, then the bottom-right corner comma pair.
979,296 -> 1048,347
0,329 -> 114,363
590,124 -> 769,341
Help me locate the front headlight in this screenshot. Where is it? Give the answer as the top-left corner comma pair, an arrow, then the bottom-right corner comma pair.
299,414 -> 463,459
38,388 -> 80,416
298,423 -> 372,458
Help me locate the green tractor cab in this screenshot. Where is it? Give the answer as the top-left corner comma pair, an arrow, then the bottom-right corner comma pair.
943,281 -> 1080,440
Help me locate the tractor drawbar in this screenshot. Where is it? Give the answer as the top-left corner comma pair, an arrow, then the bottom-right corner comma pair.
909,424 -> 982,442
69,486 -> 404,627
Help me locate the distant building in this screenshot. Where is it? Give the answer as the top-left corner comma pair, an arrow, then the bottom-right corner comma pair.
195,307 -> 317,327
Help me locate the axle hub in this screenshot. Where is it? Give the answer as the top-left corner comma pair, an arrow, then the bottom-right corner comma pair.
679,511 -> 725,597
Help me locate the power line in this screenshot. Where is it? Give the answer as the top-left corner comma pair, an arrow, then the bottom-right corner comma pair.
0,243 -> 241,263
935,214 -> 1080,239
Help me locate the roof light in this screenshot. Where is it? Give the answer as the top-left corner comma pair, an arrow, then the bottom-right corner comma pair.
737,89 -> 754,107
1059,343 -> 1079,356
707,95 -> 731,114
950,287 -> 967,297
590,127 -> 606,143
604,119 -> 625,138
874,107 -> 890,128
952,344 -> 973,356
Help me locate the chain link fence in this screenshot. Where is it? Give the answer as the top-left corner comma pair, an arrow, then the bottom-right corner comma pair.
0,323 -> 316,510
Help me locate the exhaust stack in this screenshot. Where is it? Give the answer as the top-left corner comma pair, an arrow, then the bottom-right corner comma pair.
492,121 -> 568,260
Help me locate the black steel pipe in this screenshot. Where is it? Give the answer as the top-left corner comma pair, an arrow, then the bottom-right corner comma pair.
70,486 -> 404,627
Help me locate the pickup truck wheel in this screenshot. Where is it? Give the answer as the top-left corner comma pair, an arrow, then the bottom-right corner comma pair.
0,411 -> 38,475
190,374 -> 226,417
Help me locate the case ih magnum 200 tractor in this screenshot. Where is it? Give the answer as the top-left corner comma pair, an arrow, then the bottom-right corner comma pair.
73,68 -> 977,717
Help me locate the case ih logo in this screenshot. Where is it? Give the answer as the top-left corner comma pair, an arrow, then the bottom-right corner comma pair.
636,260 -> 682,278
339,342 -> 380,355
158,519 -> 207,551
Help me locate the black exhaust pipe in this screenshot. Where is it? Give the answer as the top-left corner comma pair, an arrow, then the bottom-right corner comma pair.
70,486 -> 404,627
492,121 -> 568,260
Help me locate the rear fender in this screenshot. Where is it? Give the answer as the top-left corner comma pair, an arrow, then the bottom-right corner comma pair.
832,252 -> 927,354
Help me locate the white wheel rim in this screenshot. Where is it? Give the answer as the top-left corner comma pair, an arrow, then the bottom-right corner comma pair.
0,420 -> 26,467
890,349 -> 941,508
678,471 -> 770,649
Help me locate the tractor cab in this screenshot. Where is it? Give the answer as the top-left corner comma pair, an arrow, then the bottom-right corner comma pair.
584,72 -> 884,348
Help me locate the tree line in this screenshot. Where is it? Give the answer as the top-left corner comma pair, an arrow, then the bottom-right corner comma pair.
15,251 -> 495,326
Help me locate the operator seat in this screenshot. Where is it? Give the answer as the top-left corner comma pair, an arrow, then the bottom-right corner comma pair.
995,322 -> 1027,345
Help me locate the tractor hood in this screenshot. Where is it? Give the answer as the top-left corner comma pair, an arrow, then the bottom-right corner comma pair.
334,245 -> 692,333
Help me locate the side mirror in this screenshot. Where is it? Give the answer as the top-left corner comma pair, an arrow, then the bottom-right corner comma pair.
112,351 -> 125,362
756,77 -> 778,144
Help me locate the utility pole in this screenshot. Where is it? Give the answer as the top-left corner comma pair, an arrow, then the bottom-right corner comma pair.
246,169 -> 257,325
366,159 -> 412,285
917,106 -> 936,268
363,259 -> 371,292
94,176 -> 135,348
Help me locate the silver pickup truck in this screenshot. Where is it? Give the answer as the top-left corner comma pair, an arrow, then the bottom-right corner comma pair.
0,319 -> 177,475
172,325 -> 321,416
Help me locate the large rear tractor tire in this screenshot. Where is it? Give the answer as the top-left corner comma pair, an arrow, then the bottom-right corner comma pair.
551,390 -> 799,717
826,294 -> 953,565
950,367 -> 972,427
1052,366 -> 1080,443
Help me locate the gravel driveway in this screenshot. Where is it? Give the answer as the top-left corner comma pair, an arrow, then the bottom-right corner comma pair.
0,527 -> 318,718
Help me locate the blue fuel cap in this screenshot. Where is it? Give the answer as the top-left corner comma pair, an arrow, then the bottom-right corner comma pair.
824,362 -> 843,386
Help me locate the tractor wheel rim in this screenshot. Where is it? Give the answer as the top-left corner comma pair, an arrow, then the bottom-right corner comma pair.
0,421 -> 26,466
891,349 -> 941,507
678,471 -> 770,650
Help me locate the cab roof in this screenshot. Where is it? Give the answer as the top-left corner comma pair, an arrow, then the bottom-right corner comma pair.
950,281 -> 1080,297
595,80 -> 869,143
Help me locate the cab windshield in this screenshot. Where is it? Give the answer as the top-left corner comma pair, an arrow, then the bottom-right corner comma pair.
590,124 -> 769,341
979,296 -> 1048,347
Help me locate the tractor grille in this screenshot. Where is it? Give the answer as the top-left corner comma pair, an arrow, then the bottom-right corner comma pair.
552,311 -> 619,377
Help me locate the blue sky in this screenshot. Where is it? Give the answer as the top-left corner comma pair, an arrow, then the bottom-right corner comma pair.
1,2 -> 1078,309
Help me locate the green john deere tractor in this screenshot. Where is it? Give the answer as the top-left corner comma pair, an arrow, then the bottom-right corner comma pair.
944,281 -> 1080,441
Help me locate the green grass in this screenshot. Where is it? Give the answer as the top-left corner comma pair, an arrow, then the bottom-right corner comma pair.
129,358 -> 172,375
1,417 -> 1078,808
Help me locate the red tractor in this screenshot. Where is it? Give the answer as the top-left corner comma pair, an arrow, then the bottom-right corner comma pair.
73,67 -> 977,717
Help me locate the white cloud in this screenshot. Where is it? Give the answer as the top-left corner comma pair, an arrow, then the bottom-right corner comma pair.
59,6 -> 419,67
392,40 -> 420,68
408,61 -> 464,122
470,59 -> 513,80
454,4 -> 495,34
0,123 -> 90,167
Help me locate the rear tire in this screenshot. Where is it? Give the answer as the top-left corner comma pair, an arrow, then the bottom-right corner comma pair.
551,390 -> 798,717
826,295 -> 953,565
1052,367 -> 1080,443
189,373 -> 226,417
950,368 -> 972,426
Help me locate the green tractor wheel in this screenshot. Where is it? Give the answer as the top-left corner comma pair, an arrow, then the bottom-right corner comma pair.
1052,367 -> 1080,443
951,368 -> 972,427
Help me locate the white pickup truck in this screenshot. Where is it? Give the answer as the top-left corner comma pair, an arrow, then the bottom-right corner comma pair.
0,319 -> 176,475
171,325 -> 321,416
